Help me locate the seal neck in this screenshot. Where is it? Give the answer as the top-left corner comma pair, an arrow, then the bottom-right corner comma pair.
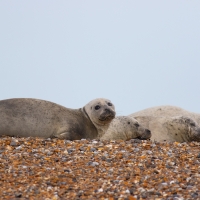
81,107 -> 109,139
81,107 -> 91,121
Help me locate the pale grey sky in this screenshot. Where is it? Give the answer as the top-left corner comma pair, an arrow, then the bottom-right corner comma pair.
0,1 -> 200,115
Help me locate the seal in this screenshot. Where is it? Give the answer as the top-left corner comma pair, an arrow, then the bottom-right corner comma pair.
0,98 -> 116,140
129,105 -> 200,142
100,116 -> 151,141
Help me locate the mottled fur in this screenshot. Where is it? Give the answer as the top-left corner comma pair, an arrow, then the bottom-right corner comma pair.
0,98 -> 116,140
129,106 -> 200,142
101,116 -> 151,141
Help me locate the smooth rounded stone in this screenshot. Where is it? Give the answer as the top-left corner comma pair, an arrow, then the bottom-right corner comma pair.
87,161 -> 99,166
0,150 -> 4,154
10,140 -> 17,146
101,156 -> 106,161
133,148 -> 140,152
106,158 -> 112,163
97,188 -> 103,193
67,148 -> 75,154
47,152 -> 53,156
138,187 -> 146,193
125,189 -> 130,194
15,146 -> 23,150
191,192 -> 199,198
79,146 -> 86,151
146,150 -> 152,155
64,169 -> 72,173
90,147 -> 97,152
103,153 -> 109,157
108,168 -> 114,172
101,168 -> 106,172
113,180 -> 120,184
15,193 -> 22,198
64,140 -> 73,144
167,152 -> 172,156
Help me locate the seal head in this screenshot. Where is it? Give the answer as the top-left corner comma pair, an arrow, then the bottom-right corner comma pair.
83,98 -> 116,138
101,116 -> 151,141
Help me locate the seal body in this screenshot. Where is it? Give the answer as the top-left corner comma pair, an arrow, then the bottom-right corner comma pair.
0,98 -> 116,140
129,105 -> 200,142
101,116 -> 151,141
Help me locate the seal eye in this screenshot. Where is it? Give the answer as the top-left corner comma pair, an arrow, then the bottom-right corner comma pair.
108,102 -> 112,106
95,105 -> 100,110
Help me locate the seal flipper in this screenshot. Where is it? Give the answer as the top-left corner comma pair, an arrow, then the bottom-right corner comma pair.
54,132 -> 72,140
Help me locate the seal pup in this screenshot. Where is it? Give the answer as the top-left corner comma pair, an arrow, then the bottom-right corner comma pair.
129,105 -> 200,142
0,98 -> 116,140
100,116 -> 151,141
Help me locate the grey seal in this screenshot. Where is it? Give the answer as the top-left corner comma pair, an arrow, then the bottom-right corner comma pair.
129,105 -> 200,142
101,116 -> 151,141
0,98 -> 116,140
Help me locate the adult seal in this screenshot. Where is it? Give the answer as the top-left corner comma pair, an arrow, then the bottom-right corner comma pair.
101,116 -> 151,141
129,105 -> 200,142
0,98 -> 116,140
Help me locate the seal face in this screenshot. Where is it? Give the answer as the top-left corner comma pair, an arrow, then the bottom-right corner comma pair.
0,98 -> 116,140
129,105 -> 200,142
83,98 -> 116,138
100,116 -> 151,141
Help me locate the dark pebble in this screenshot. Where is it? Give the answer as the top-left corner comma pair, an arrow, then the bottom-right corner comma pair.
15,193 -> 22,198
79,146 -> 85,151
67,148 -> 75,154
106,158 -> 112,162
101,156 -> 106,161
90,147 -> 97,152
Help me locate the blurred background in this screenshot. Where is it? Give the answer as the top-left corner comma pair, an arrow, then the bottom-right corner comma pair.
0,1 -> 200,115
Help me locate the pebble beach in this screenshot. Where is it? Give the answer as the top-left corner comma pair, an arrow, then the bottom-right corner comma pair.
0,137 -> 200,199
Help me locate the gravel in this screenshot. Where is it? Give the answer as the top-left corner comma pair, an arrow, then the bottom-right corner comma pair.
0,136 -> 200,199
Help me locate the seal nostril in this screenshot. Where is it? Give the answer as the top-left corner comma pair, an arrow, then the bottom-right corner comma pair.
105,108 -> 110,113
146,129 -> 151,134
134,123 -> 139,128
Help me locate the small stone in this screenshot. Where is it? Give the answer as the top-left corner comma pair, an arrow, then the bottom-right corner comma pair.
67,148 -> 74,154
113,180 -> 120,184
146,150 -> 152,154
79,146 -> 85,151
97,188 -> 103,192
87,161 -> 99,166
125,189 -> 130,194
15,193 -> 22,198
90,147 -> 97,152
10,139 -> 18,146
106,158 -> 112,163
16,146 -> 22,150
133,148 -> 140,152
